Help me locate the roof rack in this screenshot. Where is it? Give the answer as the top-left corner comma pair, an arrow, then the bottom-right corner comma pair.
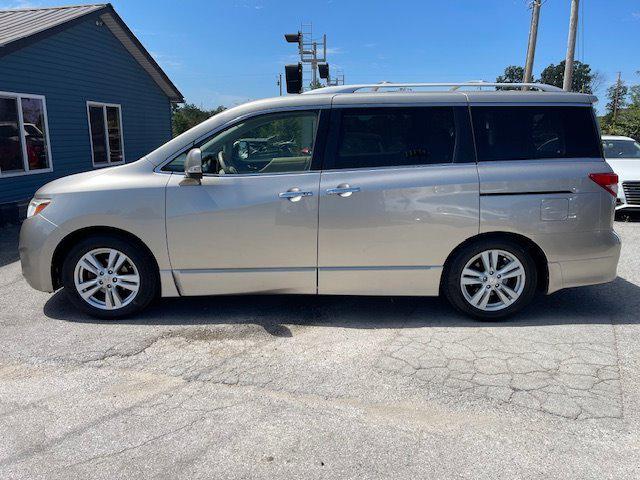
302,81 -> 565,95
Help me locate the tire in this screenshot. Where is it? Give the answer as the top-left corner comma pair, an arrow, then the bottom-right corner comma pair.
61,234 -> 158,319
443,238 -> 538,320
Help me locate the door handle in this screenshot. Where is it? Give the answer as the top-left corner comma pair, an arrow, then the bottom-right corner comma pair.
326,183 -> 361,198
279,187 -> 313,202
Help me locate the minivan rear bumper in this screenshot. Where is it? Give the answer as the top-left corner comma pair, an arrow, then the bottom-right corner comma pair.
546,230 -> 621,294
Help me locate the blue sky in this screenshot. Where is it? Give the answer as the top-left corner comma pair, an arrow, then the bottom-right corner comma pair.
2,0 -> 639,110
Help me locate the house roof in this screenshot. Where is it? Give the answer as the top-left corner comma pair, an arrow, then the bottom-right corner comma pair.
0,3 -> 184,102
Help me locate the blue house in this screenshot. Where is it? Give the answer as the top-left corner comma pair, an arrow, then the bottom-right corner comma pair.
0,3 -> 183,221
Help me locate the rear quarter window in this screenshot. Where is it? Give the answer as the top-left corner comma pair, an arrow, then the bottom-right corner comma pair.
471,106 -> 601,161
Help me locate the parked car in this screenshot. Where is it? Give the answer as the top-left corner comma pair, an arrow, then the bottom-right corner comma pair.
0,121 -> 47,171
19,82 -> 621,320
602,135 -> 640,212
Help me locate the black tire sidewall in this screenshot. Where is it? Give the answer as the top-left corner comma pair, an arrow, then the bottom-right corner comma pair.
61,235 -> 158,319
444,239 -> 537,320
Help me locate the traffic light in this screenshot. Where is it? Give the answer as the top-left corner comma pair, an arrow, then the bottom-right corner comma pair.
285,63 -> 303,94
318,63 -> 329,80
284,32 -> 302,45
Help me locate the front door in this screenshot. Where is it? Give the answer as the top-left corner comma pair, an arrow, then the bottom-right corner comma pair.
165,110 -> 325,295
317,106 -> 480,296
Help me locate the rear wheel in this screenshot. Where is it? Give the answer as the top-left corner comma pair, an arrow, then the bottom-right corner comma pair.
61,235 -> 158,319
443,239 -> 537,320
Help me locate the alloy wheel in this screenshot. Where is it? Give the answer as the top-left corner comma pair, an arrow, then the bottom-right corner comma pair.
73,248 -> 140,310
459,249 -> 526,312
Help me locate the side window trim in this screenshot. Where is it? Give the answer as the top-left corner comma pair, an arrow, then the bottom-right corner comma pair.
453,106 -> 477,164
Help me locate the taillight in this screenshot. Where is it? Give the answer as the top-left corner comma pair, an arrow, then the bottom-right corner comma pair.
589,172 -> 619,197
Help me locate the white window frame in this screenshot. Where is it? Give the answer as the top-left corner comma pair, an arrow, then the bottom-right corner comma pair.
86,101 -> 125,167
0,90 -> 53,178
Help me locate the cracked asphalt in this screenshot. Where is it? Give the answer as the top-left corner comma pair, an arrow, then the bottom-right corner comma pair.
1,220 -> 639,479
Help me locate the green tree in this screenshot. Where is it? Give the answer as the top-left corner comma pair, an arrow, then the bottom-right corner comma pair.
309,79 -> 323,90
600,108 -> 640,140
172,103 -> 226,137
496,65 -> 524,84
538,60 -> 595,93
629,85 -> 640,108
605,77 -> 628,117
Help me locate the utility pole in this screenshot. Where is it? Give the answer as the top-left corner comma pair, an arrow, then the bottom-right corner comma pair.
277,74 -> 282,96
613,72 -> 622,125
563,0 -> 580,91
523,0 -> 542,87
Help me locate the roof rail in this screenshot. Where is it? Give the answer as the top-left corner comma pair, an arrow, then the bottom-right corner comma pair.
302,81 -> 565,95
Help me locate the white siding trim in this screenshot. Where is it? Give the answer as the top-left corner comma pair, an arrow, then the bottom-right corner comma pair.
86,101 -> 125,168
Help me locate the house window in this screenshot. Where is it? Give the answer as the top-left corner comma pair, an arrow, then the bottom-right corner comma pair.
0,91 -> 52,177
87,102 -> 124,166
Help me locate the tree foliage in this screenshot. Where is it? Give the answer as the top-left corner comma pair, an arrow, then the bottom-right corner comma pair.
309,79 -> 323,90
496,61 -> 597,93
629,85 -> 640,108
599,75 -> 640,140
496,65 -> 524,84
172,103 -> 226,137
599,107 -> 640,140
605,77 -> 628,115
538,60 -> 594,93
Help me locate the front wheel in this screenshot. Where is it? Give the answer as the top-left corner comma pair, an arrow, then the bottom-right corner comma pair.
61,235 -> 158,319
443,239 -> 538,320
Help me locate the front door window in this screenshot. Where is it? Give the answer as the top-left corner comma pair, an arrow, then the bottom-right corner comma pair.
165,110 -> 319,175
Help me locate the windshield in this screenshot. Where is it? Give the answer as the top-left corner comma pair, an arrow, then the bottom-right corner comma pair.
602,139 -> 640,159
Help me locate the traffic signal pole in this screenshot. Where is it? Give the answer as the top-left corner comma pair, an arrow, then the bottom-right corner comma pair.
284,24 -> 339,92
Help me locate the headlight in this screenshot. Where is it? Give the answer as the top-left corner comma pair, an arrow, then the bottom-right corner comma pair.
26,198 -> 51,218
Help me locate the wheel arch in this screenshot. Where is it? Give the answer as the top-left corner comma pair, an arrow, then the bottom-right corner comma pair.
440,231 -> 549,294
51,226 -> 160,291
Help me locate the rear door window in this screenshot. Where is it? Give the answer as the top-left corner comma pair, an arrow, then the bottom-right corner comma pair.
327,107 -> 466,170
471,106 -> 601,161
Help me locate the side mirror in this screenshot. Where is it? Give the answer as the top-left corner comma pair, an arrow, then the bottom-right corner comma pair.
184,148 -> 203,180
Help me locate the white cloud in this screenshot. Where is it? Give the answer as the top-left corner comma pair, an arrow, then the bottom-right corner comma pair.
149,51 -> 182,69
325,46 -> 344,55
233,1 -> 264,9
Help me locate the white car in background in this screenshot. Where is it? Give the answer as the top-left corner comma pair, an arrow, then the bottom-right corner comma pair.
602,135 -> 640,212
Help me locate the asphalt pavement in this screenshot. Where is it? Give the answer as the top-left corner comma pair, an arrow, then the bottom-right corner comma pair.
0,219 -> 639,479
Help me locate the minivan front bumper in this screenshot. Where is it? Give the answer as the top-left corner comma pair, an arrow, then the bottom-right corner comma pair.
19,214 -> 58,293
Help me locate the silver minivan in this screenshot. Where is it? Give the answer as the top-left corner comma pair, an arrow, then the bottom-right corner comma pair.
19,82 -> 621,320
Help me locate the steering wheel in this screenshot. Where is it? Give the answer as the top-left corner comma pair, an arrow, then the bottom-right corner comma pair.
216,150 -> 237,174
217,150 -> 229,174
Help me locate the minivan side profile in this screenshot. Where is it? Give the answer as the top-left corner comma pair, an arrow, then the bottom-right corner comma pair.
19,82 -> 621,320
